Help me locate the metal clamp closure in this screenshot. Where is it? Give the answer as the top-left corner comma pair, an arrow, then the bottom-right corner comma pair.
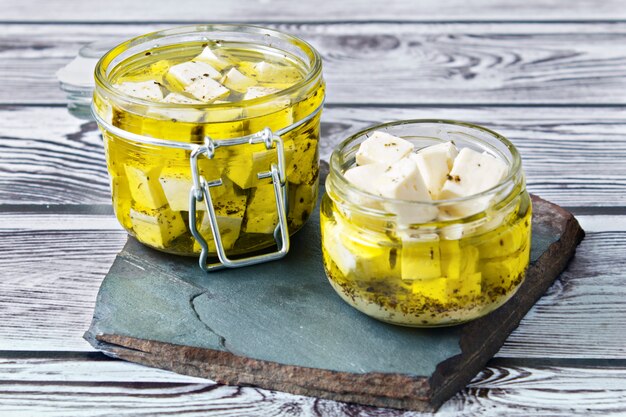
91,100 -> 323,271
188,128 -> 290,271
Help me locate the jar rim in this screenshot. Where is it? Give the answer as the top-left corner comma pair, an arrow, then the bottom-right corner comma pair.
328,119 -> 524,211
94,24 -> 323,110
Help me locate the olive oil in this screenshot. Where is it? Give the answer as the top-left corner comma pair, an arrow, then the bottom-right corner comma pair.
320,191 -> 532,327
95,40 -> 324,256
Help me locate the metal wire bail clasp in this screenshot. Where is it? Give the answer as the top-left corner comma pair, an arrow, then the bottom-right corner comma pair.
188,128 -> 290,272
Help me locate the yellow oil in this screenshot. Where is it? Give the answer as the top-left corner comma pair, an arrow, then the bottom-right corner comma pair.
320,191 -> 532,326
95,41 -> 324,256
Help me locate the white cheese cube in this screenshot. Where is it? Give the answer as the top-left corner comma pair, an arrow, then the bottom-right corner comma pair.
439,148 -> 509,218
226,145 -> 282,189
130,207 -> 187,249
115,81 -> 163,101
244,86 -> 280,100
194,214 -> 243,253
148,93 -> 204,125
243,183 -> 280,234
158,164 -> 211,212
192,186 -> 246,253
245,87 -> 293,133
322,219 -> 357,276
124,164 -> 167,210
355,131 -> 414,166
374,158 -> 427,200
344,162 -> 389,192
375,158 -> 439,225
409,141 -> 459,199
440,148 -> 508,198
288,183 -> 317,225
195,46 -> 232,71
400,233 -> 441,281
184,77 -> 230,103
222,67 -> 257,93
285,139 -> 317,185
161,92 -> 202,104
168,60 -> 221,87
250,61 -> 302,84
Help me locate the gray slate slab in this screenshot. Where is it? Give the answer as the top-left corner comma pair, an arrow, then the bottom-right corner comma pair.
85,178 -> 584,411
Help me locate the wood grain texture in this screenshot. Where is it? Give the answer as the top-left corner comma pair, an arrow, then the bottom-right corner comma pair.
3,0 -> 626,22
2,106 -> 626,207
0,4 -> 623,413
1,356 -> 625,416
3,23 -> 626,105
0,211 -> 623,359
0,214 -> 125,352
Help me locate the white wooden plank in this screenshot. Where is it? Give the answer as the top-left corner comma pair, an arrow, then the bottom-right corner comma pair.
2,106 -> 626,207
0,212 -> 623,358
0,357 -> 624,416
4,0 -> 626,22
0,216 -> 126,352
2,23 -> 626,104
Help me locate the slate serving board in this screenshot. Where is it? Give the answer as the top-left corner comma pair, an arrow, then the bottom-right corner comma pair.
85,166 -> 584,412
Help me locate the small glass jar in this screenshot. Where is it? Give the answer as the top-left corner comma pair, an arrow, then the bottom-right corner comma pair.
93,25 -> 324,265
321,120 -> 532,327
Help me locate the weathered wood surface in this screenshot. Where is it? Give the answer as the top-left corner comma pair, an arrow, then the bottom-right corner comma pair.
3,23 -> 626,105
0,211 -> 623,359
2,106 -> 626,207
1,356 -> 624,416
4,0 -> 626,22
1,0 -> 626,414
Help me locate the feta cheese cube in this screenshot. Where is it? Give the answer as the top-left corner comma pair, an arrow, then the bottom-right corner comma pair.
248,61 -> 303,84
440,148 -> 508,199
244,87 -> 294,134
477,220 -> 528,259
226,145 -> 281,189
192,186 -> 246,253
322,219 -> 357,276
288,182 -> 317,227
355,131 -> 414,166
375,158 -> 438,225
130,207 -> 187,249
161,92 -> 203,104
115,81 -> 163,101
244,86 -> 280,100
243,183 -> 280,234
439,148 -> 508,218
194,214 -> 243,253
147,93 -> 204,127
409,141 -> 458,199
168,60 -> 221,87
158,167 -> 196,212
195,46 -> 232,71
285,139 -> 318,185
124,164 -> 167,210
184,76 -> 230,103
375,158 -> 429,201
479,244 -> 529,291
401,233 -> 441,280
110,175 -> 132,230
222,67 -> 257,93
343,163 -> 389,192
345,219 -> 400,278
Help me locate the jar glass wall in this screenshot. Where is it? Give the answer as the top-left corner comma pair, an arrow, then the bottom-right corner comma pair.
321,120 -> 531,327
93,25 -> 324,256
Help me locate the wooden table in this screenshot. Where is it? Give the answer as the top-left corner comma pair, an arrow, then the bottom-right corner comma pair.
1,1 -> 625,415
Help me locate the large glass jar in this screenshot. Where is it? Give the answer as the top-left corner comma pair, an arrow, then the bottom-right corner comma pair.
321,120 -> 531,327
93,25 -> 324,264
